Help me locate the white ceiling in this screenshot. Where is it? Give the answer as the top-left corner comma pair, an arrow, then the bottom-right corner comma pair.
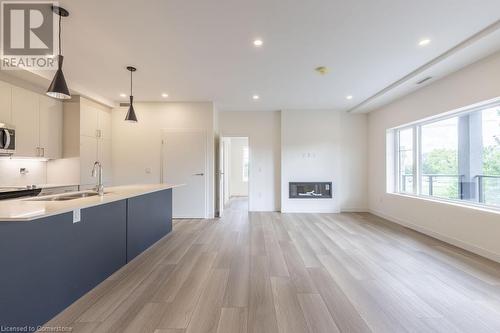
29,0 -> 500,112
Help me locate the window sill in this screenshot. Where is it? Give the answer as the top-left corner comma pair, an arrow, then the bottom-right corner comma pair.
386,192 -> 500,215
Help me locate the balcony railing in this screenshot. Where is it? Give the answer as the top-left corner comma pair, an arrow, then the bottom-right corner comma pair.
475,175 -> 500,205
401,174 -> 500,205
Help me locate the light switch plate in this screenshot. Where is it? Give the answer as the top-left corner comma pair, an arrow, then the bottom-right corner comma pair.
73,209 -> 81,223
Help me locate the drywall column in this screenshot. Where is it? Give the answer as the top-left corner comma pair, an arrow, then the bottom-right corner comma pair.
458,113 -> 483,201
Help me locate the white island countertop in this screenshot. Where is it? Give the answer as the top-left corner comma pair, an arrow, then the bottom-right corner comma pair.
0,184 -> 181,222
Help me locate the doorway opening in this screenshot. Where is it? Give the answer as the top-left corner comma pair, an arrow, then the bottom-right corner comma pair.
219,136 -> 249,216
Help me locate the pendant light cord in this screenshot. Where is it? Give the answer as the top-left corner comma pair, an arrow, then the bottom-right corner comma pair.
130,70 -> 133,96
58,13 -> 62,55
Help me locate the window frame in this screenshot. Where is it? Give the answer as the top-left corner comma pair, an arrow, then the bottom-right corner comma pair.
390,99 -> 500,211
394,126 -> 418,194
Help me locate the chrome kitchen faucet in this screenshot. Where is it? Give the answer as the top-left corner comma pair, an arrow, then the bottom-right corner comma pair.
91,161 -> 104,196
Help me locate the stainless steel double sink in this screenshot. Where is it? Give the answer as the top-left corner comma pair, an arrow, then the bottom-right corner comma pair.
28,191 -> 106,201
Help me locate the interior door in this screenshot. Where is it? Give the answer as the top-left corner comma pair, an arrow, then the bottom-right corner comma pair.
162,131 -> 207,218
223,138 -> 231,205
218,138 -> 225,217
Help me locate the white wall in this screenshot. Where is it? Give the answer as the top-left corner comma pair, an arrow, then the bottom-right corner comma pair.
281,110 -> 368,213
47,157 -> 80,185
229,137 -> 248,197
112,102 -> 216,218
368,50 -> 500,263
219,111 -> 281,211
0,159 -> 47,186
339,111 -> 369,211
219,110 -> 367,212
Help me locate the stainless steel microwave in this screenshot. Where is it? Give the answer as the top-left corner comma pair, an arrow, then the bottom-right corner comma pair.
0,125 -> 15,155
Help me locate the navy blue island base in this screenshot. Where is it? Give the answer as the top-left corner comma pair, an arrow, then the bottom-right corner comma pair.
0,188 -> 173,328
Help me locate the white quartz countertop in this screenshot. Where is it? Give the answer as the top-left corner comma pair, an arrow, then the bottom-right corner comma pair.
0,184 -> 181,222
37,183 -> 79,189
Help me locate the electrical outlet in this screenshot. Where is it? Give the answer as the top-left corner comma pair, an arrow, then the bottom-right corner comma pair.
73,209 -> 81,223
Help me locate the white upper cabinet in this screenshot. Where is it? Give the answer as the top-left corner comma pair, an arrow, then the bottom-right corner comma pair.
80,101 -> 99,138
39,95 -> 63,159
11,86 -> 63,158
0,81 -> 12,125
12,87 -> 39,157
80,98 -> 111,139
98,109 -> 112,139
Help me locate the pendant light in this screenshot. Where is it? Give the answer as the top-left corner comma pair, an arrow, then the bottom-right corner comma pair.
125,66 -> 138,122
46,6 -> 71,100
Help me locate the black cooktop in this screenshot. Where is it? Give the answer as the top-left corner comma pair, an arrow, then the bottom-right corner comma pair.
0,188 -> 42,200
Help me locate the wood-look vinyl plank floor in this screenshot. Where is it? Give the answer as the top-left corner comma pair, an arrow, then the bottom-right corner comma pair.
43,197 -> 500,333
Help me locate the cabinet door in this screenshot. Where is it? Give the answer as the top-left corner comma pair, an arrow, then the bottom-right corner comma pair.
12,87 -> 39,157
0,81 -> 12,124
39,96 -> 62,159
98,109 -> 112,139
80,135 -> 98,186
98,138 -> 112,185
79,101 -> 99,138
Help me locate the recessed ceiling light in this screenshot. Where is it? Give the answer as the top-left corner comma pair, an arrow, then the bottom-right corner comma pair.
346,95 -> 353,100
315,66 -> 329,75
418,39 -> 431,46
253,39 -> 263,47
120,93 -> 127,98
162,93 -> 169,98
252,94 -> 260,100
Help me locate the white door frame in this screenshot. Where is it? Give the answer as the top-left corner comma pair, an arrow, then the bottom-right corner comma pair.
218,135 -> 250,214
160,129 -> 209,218
218,137 -> 225,217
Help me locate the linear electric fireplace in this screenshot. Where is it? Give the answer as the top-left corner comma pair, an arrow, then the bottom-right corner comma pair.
289,182 -> 332,199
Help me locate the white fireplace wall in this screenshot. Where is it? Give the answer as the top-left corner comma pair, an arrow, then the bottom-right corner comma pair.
281,110 -> 368,213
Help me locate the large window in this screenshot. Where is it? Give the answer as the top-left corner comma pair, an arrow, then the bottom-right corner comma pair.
421,118 -> 459,200
392,102 -> 500,208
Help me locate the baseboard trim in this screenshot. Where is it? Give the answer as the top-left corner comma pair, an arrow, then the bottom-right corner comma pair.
369,209 -> 500,264
340,208 -> 369,213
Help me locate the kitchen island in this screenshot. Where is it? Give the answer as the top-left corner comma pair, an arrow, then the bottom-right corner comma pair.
0,184 -> 178,328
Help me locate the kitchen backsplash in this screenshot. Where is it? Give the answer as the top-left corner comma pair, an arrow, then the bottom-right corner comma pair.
0,159 -> 47,186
